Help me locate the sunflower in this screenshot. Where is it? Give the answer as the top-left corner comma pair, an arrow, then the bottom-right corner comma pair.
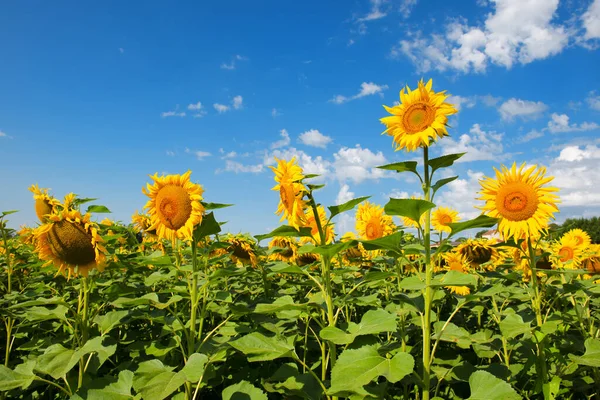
551,234 -> 583,270
29,184 -> 61,222
380,79 -> 457,152
33,209 -> 106,278
455,238 -> 501,271
268,236 -> 299,263
17,225 -> 36,246
269,157 -> 307,229
478,162 -> 560,241
356,201 -> 395,240
581,245 -> 600,275
340,232 -> 371,267
302,205 -> 334,245
563,228 -> 591,249
224,234 -> 258,267
442,251 -> 472,296
431,207 -> 459,234
132,211 -> 158,237
142,171 -> 205,243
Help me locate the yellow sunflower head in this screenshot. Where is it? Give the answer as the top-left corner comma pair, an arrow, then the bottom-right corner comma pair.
478,162 -> 560,241
269,157 -> 307,229
355,201 -> 395,240
142,171 -> 205,243
131,210 -> 158,237
455,238 -> 499,270
303,205 -> 334,244
442,251 -> 471,295
29,184 -> 61,222
268,236 -> 299,262
551,234 -> 583,270
581,244 -> 600,275
33,209 -> 106,278
431,207 -> 459,234
563,228 -> 591,249
224,234 -> 258,267
18,225 -> 36,246
380,78 -> 458,152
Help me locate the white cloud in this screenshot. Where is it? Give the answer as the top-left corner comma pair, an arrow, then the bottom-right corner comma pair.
330,82 -> 388,104
392,0 -> 569,73
587,91 -> 600,111
552,144 -> 600,207
221,151 -> 237,159
220,54 -> 248,70
399,0 -> 418,18
185,148 -> 211,160
336,184 -> 355,205
332,145 -> 388,184
271,108 -> 282,117
335,213 -> 356,236
359,0 -> 387,22
213,103 -> 230,113
385,189 -> 410,199
166,150 -> 175,156
298,129 -> 333,148
436,169 -> 486,220
499,98 -> 548,121
187,101 -> 203,111
547,113 -> 600,133
271,129 -> 291,149
583,0 -> 600,40
220,160 -> 264,173
447,95 -> 476,111
268,147 -> 331,179
220,61 -> 235,70
478,94 -> 502,107
161,110 -> 186,118
232,95 -> 243,110
517,129 -> 544,143
439,124 -> 506,162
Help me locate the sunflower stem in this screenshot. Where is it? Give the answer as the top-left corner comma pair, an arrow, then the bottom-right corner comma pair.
78,276 -> 91,389
527,238 -> 548,389
1,220 -> 14,367
421,145 -> 433,400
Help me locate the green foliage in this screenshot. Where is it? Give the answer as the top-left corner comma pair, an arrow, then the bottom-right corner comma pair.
560,216 -> 600,243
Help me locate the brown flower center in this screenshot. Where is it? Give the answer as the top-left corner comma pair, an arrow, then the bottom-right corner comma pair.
156,185 -> 192,230
402,102 -> 435,134
559,247 -> 574,262
47,220 -> 96,266
496,182 -> 539,222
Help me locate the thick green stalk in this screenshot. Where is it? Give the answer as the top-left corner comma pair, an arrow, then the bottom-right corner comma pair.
527,238 -> 547,387
422,146 -> 433,400
78,277 -> 90,389
1,223 -> 14,367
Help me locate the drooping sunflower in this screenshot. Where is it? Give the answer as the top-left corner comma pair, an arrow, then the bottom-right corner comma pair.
17,225 -> 36,246
339,231 -> 372,267
269,157 -> 307,229
268,236 -> 299,263
223,234 -> 258,267
581,244 -> 600,276
29,184 -> 61,222
431,207 -> 459,234
356,201 -> 395,241
478,162 -> 560,241
551,234 -> 583,270
455,238 -> 501,271
33,209 -> 106,278
302,205 -> 334,245
563,228 -> 591,248
442,251 -> 472,296
380,79 -> 458,152
142,171 -> 205,243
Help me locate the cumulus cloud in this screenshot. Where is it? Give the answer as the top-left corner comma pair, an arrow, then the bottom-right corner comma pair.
587,91 -> 600,111
517,129 -> 544,143
214,96 -> 243,113
232,95 -> 243,110
447,95 -> 476,111
330,82 -> 388,104
582,0 -> 600,40
439,124 -> 506,162
213,103 -> 229,113
435,169 -> 486,220
332,145 -> 388,184
271,129 -> 291,149
552,144 -> 600,207
499,98 -> 548,121
298,129 -> 333,148
392,0 -> 569,73
336,184 -> 355,205
547,113 -> 599,133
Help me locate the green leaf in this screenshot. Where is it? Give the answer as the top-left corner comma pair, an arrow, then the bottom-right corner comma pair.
86,205 -> 112,214
73,197 -> 98,206
132,360 -> 186,400
359,232 -> 404,253
432,176 -> 458,194
201,202 -> 233,210
72,370 -> 135,400
193,212 -> 221,240
229,332 -> 294,362
0,364 -> 35,391
34,344 -> 79,379
181,353 -> 208,383
1,210 -> 18,216
269,262 -> 304,274
434,270 -> 478,287
93,310 -> 130,335
297,241 -> 357,258
328,196 -> 370,219
23,305 -> 69,323
499,314 -> 531,340
467,370 -> 521,400
543,376 -> 561,400
433,322 -> 472,349
569,338 -> 600,367
447,215 -> 498,238
328,345 -> 414,396
384,199 -> 435,224
320,309 -> 396,345
428,153 -> 465,173
307,183 -> 325,190
377,161 -> 418,174
254,296 -> 308,314
254,225 -> 313,243
222,380 -> 268,400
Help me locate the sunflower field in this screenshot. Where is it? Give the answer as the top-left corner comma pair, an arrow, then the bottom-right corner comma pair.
1,79 -> 599,400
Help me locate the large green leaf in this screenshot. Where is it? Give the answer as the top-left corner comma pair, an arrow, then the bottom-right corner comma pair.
320,309 -> 396,345
201,202 -> 234,210
433,322 -> 472,349
181,353 -> 209,383
269,262 -> 304,274
229,332 -> 294,362
222,381 -> 268,400
193,212 -> 221,240
132,360 -> 186,400
1,210 -> 18,216
328,345 -> 414,396
328,196 -> 370,219
254,296 -> 309,314
93,310 -> 130,335
428,153 -> 465,173
23,305 -> 69,323
254,225 -> 313,243
377,161 -> 418,174
72,370 -> 135,400
467,371 -> 521,400
434,271 -> 478,287
570,338 -> 600,367
432,176 -> 458,194
499,314 -> 532,340
447,215 -> 498,238
384,199 -> 435,224
359,232 -> 404,253
297,241 -> 357,258
0,364 -> 35,391
86,205 -> 112,214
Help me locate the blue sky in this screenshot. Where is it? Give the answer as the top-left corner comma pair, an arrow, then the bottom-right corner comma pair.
1,0 -> 599,236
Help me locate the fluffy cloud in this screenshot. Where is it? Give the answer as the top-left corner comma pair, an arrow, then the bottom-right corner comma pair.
587,91 -> 600,111
187,101 -> 207,118
232,95 -> 243,110
271,129 -> 291,149
551,144 -> 600,207
336,184 -> 355,204
330,82 -> 388,104
213,104 -> 229,113
547,113 -> 599,133
298,129 -> 333,148
439,124 -> 506,162
499,98 -> 548,121
220,54 -> 248,70
392,0 -> 569,73
447,95 -> 476,111
435,169 -> 486,220
582,0 -> 600,40
214,96 -> 243,113
332,145 -> 388,184
517,129 -> 544,143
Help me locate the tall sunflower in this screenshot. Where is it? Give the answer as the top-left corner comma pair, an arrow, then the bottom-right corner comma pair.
431,207 -> 459,234
34,209 -> 106,278
303,205 -> 334,244
563,228 -> 591,248
478,162 -> 560,241
356,201 -> 395,240
29,184 -> 60,222
380,79 -> 457,152
142,171 -> 205,242
442,251 -> 472,296
269,157 -> 307,229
